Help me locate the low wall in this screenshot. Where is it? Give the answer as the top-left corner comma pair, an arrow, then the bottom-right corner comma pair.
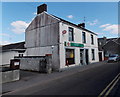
1,70 -> 20,83
20,57 -> 45,72
17,55 -> 52,73
0,72 -> 2,95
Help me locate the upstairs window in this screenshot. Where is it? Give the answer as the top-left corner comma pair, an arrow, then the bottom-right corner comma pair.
69,27 -> 74,41
82,32 -> 86,43
92,49 -> 95,60
91,34 -> 94,44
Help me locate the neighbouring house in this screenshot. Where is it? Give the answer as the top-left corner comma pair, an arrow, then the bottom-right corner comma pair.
98,37 -> 120,60
25,4 -> 99,71
98,37 -> 107,61
0,42 -> 26,66
103,38 -> 120,56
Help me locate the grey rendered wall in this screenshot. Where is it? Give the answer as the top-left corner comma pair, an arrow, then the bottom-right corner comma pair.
25,46 -> 60,71
25,12 -> 60,48
25,12 -> 60,71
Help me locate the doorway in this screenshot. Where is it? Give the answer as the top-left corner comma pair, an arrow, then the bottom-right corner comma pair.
85,49 -> 89,65
99,52 -> 103,61
80,49 -> 84,65
80,49 -> 89,65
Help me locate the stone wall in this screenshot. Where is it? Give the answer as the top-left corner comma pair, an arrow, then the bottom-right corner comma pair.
20,57 -> 45,72
19,55 -> 52,73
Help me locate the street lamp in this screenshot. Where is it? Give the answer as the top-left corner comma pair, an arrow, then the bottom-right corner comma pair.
51,45 -> 55,56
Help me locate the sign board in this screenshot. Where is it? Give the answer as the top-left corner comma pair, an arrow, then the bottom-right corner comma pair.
62,30 -> 67,34
64,42 -> 84,47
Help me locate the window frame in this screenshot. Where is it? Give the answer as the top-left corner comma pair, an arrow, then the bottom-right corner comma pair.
82,32 -> 86,43
91,34 -> 94,45
65,48 -> 75,65
68,27 -> 74,41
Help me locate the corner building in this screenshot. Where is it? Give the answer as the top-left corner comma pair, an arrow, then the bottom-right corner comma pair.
25,4 -> 99,71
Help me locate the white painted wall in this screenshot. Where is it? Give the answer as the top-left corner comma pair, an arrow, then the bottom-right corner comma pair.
0,51 -> 18,66
0,51 -> 25,66
88,48 -> 99,63
59,22 -> 99,69
25,13 -> 99,70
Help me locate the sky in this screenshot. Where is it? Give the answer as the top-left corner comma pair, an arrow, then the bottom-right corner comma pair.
1,2 -> 118,45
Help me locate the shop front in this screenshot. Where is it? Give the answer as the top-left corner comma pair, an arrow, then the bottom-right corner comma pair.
66,49 -> 75,66
64,42 -> 84,66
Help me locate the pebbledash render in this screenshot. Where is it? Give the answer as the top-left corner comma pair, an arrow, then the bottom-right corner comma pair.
25,4 -> 99,71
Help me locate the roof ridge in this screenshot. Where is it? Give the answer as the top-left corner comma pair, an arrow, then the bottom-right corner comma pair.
1,42 -> 25,51
2,41 -> 25,47
50,14 -> 97,35
13,42 -> 25,49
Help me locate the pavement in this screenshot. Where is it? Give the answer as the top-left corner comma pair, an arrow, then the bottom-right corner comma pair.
2,61 -> 120,96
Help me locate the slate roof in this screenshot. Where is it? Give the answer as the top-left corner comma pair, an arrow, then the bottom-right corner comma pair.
105,38 -> 120,46
102,38 -> 120,54
51,14 -> 97,35
1,42 -> 25,52
98,37 -> 120,51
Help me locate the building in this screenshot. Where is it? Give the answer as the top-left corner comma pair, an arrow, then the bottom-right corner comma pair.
98,37 -> 120,60
98,37 -> 107,61
102,38 -> 120,56
0,42 -> 25,66
25,4 -> 99,71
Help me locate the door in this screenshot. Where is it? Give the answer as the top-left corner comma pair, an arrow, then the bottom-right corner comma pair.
85,49 -> 89,65
80,49 -> 84,65
99,52 -> 103,61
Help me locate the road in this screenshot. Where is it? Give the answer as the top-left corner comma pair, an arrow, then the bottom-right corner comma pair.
3,61 -> 120,96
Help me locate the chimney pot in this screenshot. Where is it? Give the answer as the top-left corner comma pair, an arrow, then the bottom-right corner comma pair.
37,4 -> 47,14
78,23 -> 85,28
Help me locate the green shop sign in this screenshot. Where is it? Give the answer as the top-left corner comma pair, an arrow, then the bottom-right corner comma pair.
64,42 -> 84,47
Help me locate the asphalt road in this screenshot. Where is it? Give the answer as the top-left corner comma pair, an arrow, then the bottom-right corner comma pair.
3,61 -> 120,97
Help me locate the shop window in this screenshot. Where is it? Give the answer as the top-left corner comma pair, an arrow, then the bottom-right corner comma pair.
66,49 -> 75,65
68,27 -> 74,41
82,32 -> 86,43
91,34 -> 94,44
92,49 -> 95,60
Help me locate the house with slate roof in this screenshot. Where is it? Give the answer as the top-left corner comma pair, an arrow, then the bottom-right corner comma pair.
25,4 -> 99,71
98,37 -> 120,60
0,42 -> 25,66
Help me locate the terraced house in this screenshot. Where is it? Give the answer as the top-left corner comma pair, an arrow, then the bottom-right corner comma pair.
25,4 -> 99,71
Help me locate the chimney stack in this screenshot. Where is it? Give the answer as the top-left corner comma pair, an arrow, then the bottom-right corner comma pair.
37,4 -> 47,14
78,23 -> 85,28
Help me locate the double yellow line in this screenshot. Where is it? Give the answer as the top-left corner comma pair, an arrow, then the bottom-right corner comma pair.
98,73 -> 120,97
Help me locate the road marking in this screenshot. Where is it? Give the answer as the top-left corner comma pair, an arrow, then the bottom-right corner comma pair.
104,76 -> 120,97
98,73 -> 120,97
